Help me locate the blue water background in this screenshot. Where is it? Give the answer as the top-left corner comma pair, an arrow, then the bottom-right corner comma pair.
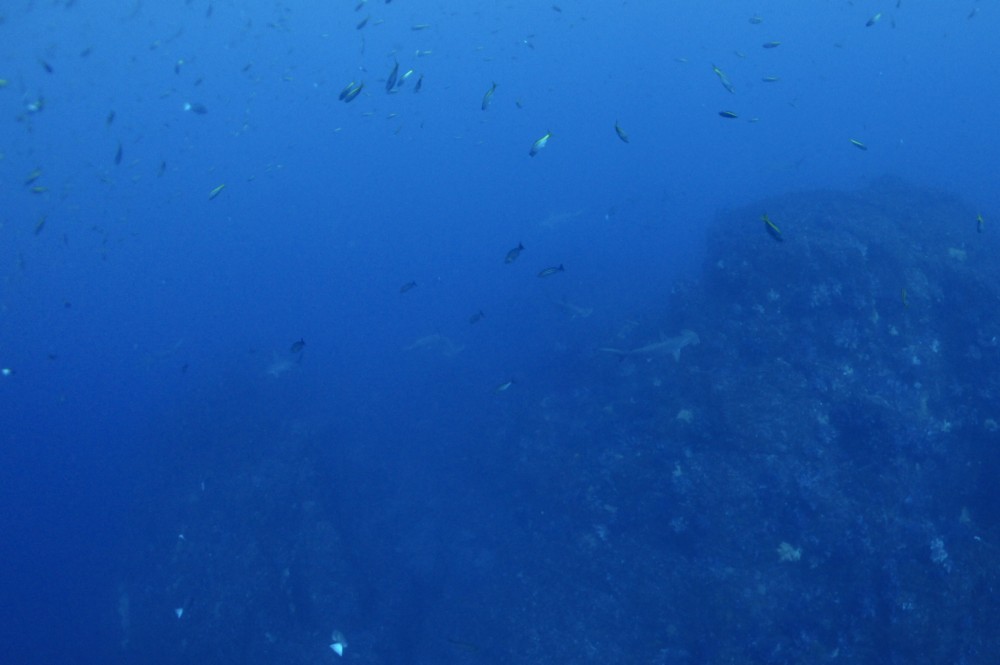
1,1 -> 997,662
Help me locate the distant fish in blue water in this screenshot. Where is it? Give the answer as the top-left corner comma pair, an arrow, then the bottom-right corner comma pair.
330,630 -> 347,656
529,131 -> 552,156
762,213 -> 783,242
183,101 -> 207,114
712,63 -> 735,93
174,595 -> 193,619
397,69 -> 415,89
977,213 -> 985,233
505,242 -> 524,264
599,329 -> 700,362
849,138 -> 868,151
537,264 -> 564,278
386,60 -> 399,91
614,120 -> 629,143
866,12 -> 882,27
340,81 -> 364,102
24,96 -> 44,114
290,338 -> 306,354
400,280 -> 417,293
552,298 -> 593,319
469,310 -> 485,324
482,81 -> 497,110
404,334 -> 464,357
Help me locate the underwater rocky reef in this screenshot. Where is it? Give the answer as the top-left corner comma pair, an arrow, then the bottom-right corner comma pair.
120,179 -> 1000,664
539,177 -> 1000,663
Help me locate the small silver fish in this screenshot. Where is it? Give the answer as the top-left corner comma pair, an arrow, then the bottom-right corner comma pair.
529,132 -> 552,157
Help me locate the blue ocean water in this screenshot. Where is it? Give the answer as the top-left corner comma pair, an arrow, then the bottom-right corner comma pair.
2,1 -> 999,663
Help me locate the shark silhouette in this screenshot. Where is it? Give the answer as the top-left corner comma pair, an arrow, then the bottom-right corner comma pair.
598,329 -> 700,361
